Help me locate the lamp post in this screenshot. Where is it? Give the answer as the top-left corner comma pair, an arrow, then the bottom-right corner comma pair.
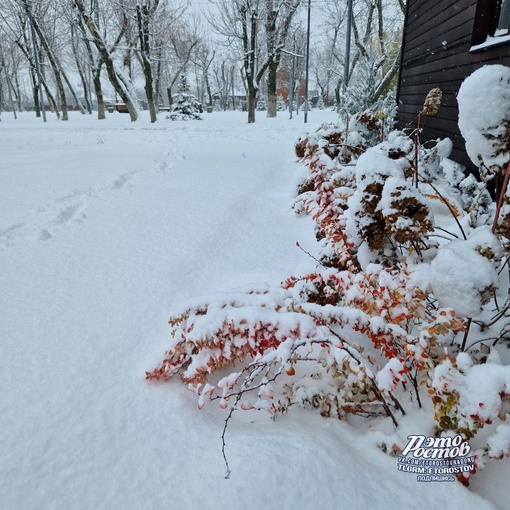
289,33 -> 296,119
342,0 -> 354,104
304,0 -> 311,123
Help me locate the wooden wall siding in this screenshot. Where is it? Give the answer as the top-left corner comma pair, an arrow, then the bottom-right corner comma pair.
396,0 -> 510,171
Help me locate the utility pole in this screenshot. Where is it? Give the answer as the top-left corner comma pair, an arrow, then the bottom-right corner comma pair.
289,33 -> 296,119
304,0 -> 311,123
342,0 -> 354,105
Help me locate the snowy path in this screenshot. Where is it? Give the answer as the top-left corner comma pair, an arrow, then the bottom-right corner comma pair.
0,112 -> 501,509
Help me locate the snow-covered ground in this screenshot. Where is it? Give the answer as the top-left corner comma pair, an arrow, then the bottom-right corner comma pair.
0,110 -> 506,509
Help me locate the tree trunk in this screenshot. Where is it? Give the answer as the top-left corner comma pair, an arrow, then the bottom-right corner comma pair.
27,6 -> 68,120
247,87 -> 256,123
55,69 -> 68,120
231,66 -> 235,111
77,14 -> 105,119
77,65 -> 92,114
61,66 -> 86,115
137,4 -> 157,123
14,73 -> 23,111
154,47 -> 163,110
263,0 -> 300,118
25,53 -> 57,118
205,73 -> 213,110
42,77 -> 59,118
0,78 -> 5,112
335,79 -> 342,111
266,62 -> 277,117
239,5 -> 258,122
264,3 -> 277,118
30,69 -> 40,117
93,66 -> 105,120
71,22 -> 91,113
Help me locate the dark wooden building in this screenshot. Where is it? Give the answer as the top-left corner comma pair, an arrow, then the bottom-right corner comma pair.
397,0 -> 510,170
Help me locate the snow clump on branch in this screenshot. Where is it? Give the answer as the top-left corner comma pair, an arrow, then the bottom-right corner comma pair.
458,64 -> 510,173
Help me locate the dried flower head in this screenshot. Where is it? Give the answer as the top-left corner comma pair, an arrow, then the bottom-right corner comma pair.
421,88 -> 442,116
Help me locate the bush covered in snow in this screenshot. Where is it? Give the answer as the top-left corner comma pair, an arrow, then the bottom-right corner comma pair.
167,74 -> 202,121
149,90 -> 510,484
458,65 -> 510,174
256,98 -> 267,111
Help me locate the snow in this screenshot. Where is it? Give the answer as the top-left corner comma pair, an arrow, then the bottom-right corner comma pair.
457,65 -> 510,171
0,110 -> 504,509
470,34 -> 510,52
429,226 -> 502,317
486,424 -> 510,458
376,358 -> 407,392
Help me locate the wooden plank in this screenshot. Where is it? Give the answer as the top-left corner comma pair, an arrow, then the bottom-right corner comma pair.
400,53 -> 473,78
398,83 -> 465,100
397,0 -> 510,171
402,36 -> 473,67
406,0 -> 474,37
419,126 -> 463,145
406,0 -> 455,31
404,30 -> 473,59
398,95 -> 461,113
395,108 -> 462,133
422,116 -> 462,134
406,0 -> 445,22
405,4 -> 476,51
400,50 -> 510,90
471,44 -> 510,63
399,81 -> 466,97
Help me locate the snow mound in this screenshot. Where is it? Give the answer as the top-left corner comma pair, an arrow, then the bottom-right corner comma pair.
458,65 -> 510,172
430,226 -> 503,317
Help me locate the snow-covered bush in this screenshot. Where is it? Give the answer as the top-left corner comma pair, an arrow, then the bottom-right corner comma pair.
342,54 -> 397,117
149,89 -> 510,484
458,65 -> 510,243
458,65 -> 510,174
256,98 -> 267,111
167,74 -> 202,121
277,96 -> 287,112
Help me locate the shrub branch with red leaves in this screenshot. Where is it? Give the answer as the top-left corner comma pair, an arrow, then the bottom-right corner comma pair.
148,102 -> 510,483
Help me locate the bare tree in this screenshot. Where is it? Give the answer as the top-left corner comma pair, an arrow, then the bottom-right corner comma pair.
70,20 -> 92,114
164,16 -> 201,107
211,0 -> 267,123
74,0 -> 139,121
0,1 -> 53,117
0,0 -> 85,118
70,0 -> 125,120
212,55 -> 240,111
136,0 -> 160,122
0,41 -> 21,113
193,41 -> 215,109
317,0 -> 404,111
264,0 -> 300,117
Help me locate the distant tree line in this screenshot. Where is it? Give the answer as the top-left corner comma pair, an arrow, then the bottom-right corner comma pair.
0,0 -> 404,123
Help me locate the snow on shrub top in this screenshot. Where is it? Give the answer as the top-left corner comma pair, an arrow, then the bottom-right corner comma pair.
345,143 -> 433,261
429,226 -> 503,317
458,64 -> 510,172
